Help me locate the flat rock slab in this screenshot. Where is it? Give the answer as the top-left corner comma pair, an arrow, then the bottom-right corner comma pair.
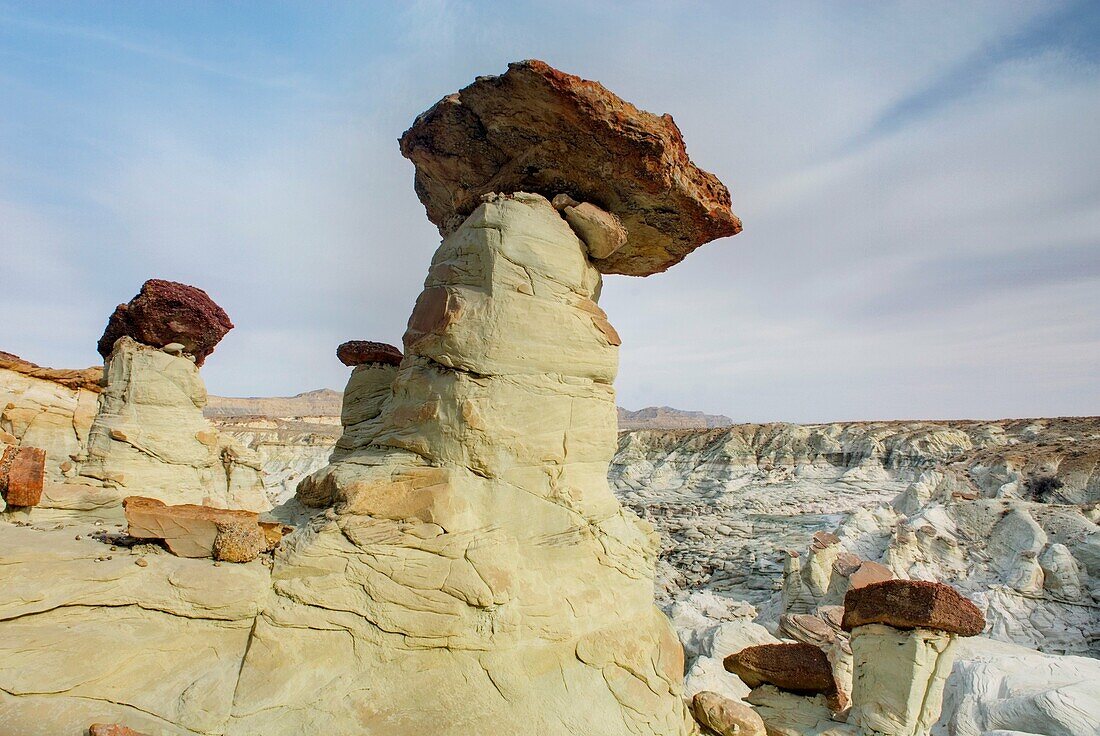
724,642 -> 836,696
399,59 -> 741,276
336,340 -> 403,367
123,496 -> 285,562
842,579 -> 985,636
0,445 -> 45,507
98,279 -> 233,366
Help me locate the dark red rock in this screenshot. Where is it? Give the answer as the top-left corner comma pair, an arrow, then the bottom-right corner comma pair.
723,643 -> 837,695
97,279 -> 233,366
399,59 -> 742,276
336,340 -> 403,367
842,579 -> 985,636
88,724 -> 150,736
0,445 -> 45,507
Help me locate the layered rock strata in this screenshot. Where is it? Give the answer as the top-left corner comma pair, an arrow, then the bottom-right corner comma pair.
279,191 -> 697,734
58,336 -> 268,513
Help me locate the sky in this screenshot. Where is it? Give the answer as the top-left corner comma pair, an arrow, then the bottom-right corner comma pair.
1,1 -> 1098,423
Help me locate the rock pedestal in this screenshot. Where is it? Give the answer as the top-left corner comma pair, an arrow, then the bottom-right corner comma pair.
325,341 -> 403,464
245,192 -> 692,735
843,580 -> 986,736
70,337 -> 268,512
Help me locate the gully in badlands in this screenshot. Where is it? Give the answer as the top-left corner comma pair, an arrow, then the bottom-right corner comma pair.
1,49 -> 1098,736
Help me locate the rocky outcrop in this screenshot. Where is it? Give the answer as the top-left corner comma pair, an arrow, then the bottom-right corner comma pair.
845,582 -> 984,736
57,337 -> 268,514
0,351 -> 101,483
398,59 -> 741,276
97,279 -> 233,367
691,690 -> 767,736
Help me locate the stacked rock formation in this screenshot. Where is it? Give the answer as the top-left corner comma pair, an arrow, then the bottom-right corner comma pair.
59,280 -> 268,513
328,340 -> 403,462
275,61 -> 740,735
843,580 -> 984,736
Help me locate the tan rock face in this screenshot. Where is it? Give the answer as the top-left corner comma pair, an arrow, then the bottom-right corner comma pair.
271,194 -> 692,735
399,60 -> 741,276
67,337 -> 269,513
691,690 -> 767,736
842,580 -> 985,636
1,445 -> 45,507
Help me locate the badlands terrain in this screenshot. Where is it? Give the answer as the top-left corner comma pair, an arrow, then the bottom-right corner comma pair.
0,59 -> 1097,736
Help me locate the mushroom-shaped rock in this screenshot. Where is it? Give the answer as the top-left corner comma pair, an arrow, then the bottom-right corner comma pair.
97,279 -> 233,366
398,59 -> 741,276
723,643 -> 837,696
842,579 -> 985,636
336,340 -> 403,367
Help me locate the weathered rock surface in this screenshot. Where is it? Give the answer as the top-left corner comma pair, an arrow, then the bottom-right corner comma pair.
88,724 -> 150,736
123,496 -> 281,561
0,351 -> 101,483
60,337 -> 269,514
335,340 -> 403,367
398,59 -> 741,276
842,580 -> 986,636
724,642 -> 837,696
97,279 -> 233,367
691,690 -> 767,736
0,444 -> 46,507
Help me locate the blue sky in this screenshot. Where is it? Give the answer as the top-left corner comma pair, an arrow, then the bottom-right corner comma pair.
2,1 -> 1098,422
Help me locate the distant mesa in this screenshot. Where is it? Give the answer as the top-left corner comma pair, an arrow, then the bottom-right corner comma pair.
336,340 -> 403,367
399,59 -> 742,276
97,279 -> 233,366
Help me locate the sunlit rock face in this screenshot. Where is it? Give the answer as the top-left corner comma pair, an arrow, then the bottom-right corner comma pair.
59,337 -> 268,514
264,193 -> 693,735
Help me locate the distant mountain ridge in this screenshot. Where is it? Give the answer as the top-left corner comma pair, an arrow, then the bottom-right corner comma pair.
206,390 -> 732,430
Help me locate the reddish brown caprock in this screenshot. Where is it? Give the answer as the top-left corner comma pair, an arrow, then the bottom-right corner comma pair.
0,445 -> 46,507
842,579 -> 986,636
336,340 -> 403,367
97,279 -> 233,366
89,724 -> 149,736
724,642 -> 837,695
399,59 -> 742,276
123,496 -> 287,562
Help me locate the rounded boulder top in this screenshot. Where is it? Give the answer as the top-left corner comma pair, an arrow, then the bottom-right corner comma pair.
96,279 -> 233,367
336,340 -> 403,367
399,59 -> 742,277
841,579 -> 986,636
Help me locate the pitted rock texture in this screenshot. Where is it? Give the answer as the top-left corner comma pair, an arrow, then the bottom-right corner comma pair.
97,279 -> 233,366
724,642 -> 837,695
398,59 -> 741,276
842,580 -> 986,636
0,444 -> 45,507
335,340 -> 403,367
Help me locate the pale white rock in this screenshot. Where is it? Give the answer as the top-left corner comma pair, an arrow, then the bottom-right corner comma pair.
849,623 -> 957,736
745,685 -> 855,736
561,201 -> 628,260
54,337 -> 269,514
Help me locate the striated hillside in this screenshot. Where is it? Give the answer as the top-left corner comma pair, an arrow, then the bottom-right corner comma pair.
205,388 -> 343,418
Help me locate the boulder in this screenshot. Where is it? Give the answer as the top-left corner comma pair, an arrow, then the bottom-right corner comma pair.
691,690 -> 767,736
398,59 -> 741,276
847,560 -> 894,590
89,725 -> 149,736
335,340 -> 403,367
0,445 -> 45,507
97,279 -> 233,366
842,580 -> 985,636
724,642 -> 836,696
123,496 -> 278,562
